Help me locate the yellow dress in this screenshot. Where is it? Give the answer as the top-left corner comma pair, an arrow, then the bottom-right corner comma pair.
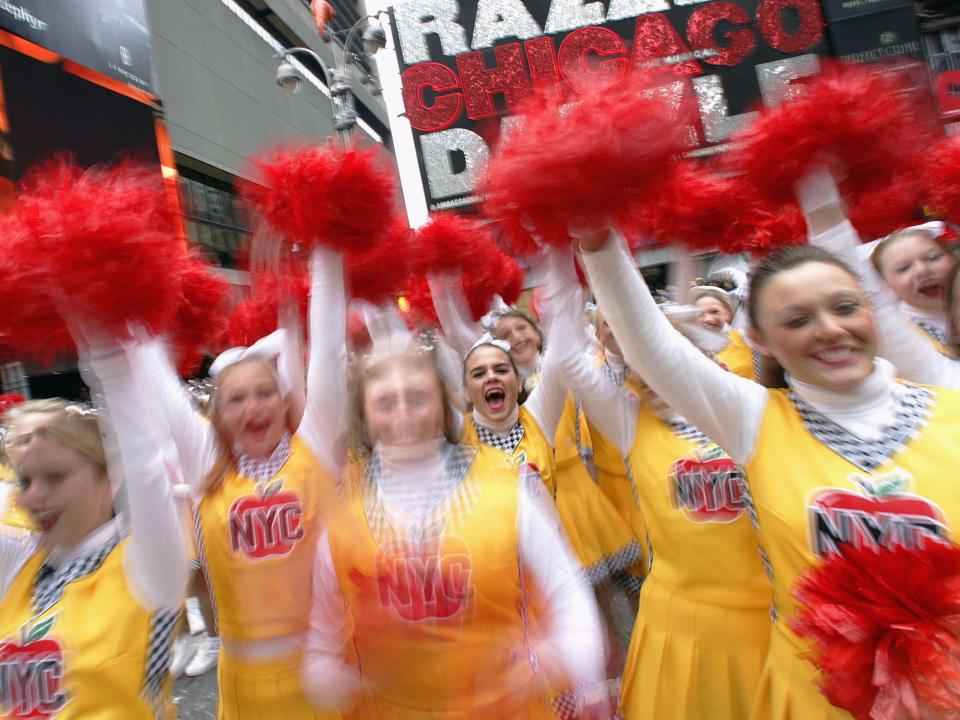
620,404 -> 771,720
746,383 -> 960,719
0,536 -> 178,719
717,328 -> 759,381
1,463 -> 33,531
327,446 -> 552,719
196,434 -> 340,720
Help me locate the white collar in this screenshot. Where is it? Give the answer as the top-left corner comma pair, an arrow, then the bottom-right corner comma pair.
899,303 -> 948,333
787,358 -> 896,415
44,516 -> 125,571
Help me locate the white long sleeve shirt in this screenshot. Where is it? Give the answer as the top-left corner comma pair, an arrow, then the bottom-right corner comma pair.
1,347 -> 188,611
581,234 -> 905,466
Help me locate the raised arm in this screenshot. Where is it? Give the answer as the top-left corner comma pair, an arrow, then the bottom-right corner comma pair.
517,470 -> 605,690
545,250 -> 638,456
428,274 -> 484,357
133,339 -> 218,495
85,343 -> 188,611
797,169 -> 960,389
579,231 -> 767,465
298,247 -> 348,471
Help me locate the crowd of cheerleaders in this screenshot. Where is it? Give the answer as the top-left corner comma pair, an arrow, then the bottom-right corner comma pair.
1,162 -> 960,720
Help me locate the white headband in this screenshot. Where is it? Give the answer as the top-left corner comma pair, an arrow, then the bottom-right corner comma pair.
468,332 -> 512,356
209,328 -> 290,394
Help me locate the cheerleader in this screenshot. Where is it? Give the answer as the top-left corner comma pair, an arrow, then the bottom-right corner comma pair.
577,219 -> 960,719
123,247 -> 345,719
799,168 -> 960,390
1,399 -> 39,532
689,285 -> 758,381
548,252 -> 770,719
300,308 -> 606,718
0,344 -> 187,718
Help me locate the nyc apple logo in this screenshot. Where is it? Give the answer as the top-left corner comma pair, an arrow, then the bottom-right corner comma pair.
0,616 -> 66,719
670,446 -> 748,524
375,537 -> 474,622
228,477 -> 304,559
808,469 -> 948,558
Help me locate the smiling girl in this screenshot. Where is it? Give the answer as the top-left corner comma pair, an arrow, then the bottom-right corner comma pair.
0,349 -> 187,719
578,222 -> 960,719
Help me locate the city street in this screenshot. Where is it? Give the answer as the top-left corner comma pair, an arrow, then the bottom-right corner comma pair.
175,674 -> 218,720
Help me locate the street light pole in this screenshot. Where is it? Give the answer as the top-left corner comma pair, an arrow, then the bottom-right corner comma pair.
274,13 -> 388,147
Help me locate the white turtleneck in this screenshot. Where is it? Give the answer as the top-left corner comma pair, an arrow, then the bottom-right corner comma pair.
810,219 -> 960,390
581,234 -> 908,466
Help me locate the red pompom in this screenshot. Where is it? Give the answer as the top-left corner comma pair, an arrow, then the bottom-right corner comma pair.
402,275 -> 438,328
728,61 -> 935,206
0,393 -> 25,416
925,134 -> 960,226
221,275 -> 308,347
240,144 -> 397,253
412,213 -> 496,276
0,160 -> 181,359
170,254 -> 233,376
792,542 -> 960,720
846,174 -> 923,242
345,217 -> 412,303
620,163 -> 807,254
480,71 -> 685,246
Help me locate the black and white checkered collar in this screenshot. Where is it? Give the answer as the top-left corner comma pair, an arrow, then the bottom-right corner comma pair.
913,318 -> 953,353
363,443 -> 479,545
473,418 -> 525,455
788,383 -> 934,472
33,529 -> 127,614
236,431 -> 292,484
664,416 -> 713,448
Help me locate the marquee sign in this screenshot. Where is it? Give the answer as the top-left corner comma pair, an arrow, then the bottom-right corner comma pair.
384,0 -> 830,212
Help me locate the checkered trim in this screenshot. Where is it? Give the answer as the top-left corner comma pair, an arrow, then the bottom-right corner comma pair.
142,607 -> 179,711
789,383 -> 933,472
611,569 -> 644,596
516,535 -> 540,676
362,443 -> 479,546
33,531 -> 126,614
236,431 -> 292,483
752,350 -> 764,383
551,685 -> 585,720
573,398 -> 594,462
665,418 -> 712,448
473,419 -> 525,455
193,507 -> 218,633
585,539 -> 644,586
914,318 -> 950,349
600,360 -> 626,388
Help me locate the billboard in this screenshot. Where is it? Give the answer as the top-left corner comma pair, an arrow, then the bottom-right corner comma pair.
381,0 -> 830,213
0,0 -> 154,94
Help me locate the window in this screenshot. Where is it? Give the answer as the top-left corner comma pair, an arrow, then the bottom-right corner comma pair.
177,175 -> 250,270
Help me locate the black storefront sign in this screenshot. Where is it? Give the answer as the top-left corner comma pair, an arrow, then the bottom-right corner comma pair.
0,0 -> 154,93
826,4 -> 924,62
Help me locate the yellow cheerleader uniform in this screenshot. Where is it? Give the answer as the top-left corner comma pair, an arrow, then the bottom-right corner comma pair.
1,463 -> 33,531
746,383 -> 960,719
911,317 -> 956,358
717,328 -> 759,381
196,433 -> 339,720
619,404 -> 771,720
327,445 -> 552,719
0,533 -> 178,719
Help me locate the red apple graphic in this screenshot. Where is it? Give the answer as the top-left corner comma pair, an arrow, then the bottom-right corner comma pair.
375,537 -> 474,622
808,471 -> 947,558
228,479 -> 304,559
671,449 -> 747,524
0,617 -> 66,719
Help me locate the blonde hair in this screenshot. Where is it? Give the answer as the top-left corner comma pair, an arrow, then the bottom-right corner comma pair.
203,357 -> 292,494
871,229 -> 953,276
6,399 -> 107,471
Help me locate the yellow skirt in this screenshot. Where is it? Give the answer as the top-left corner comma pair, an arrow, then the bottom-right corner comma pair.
554,458 -> 643,584
750,625 -> 851,720
217,649 -> 339,720
620,575 -> 770,720
345,689 -> 551,720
